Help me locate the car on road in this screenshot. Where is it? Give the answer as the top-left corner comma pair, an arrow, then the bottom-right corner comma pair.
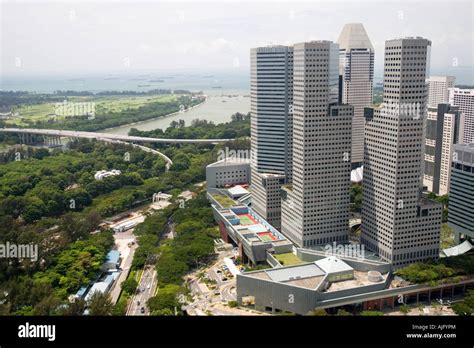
137,300 -> 140,305
147,284 -> 151,289
140,307 -> 145,314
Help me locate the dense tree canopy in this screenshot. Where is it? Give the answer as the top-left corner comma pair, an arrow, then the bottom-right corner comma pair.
0,115 -> 248,315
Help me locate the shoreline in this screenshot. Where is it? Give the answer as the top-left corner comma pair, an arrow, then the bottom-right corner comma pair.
101,96 -> 207,134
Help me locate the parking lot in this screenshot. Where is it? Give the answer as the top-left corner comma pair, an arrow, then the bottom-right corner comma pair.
184,248 -> 265,316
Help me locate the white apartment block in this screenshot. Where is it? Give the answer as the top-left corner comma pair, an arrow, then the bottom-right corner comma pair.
250,46 -> 293,229
427,76 -> 455,108
449,88 -> 474,144
424,104 -> 465,195
280,41 -> 353,248
337,23 -> 374,165
361,37 -> 442,268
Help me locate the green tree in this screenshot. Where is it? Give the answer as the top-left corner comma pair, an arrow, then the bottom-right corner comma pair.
87,292 -> 113,316
147,284 -> 181,312
400,305 -> 411,315
451,302 -> 472,316
307,308 -> 329,316
335,309 -> 353,316
59,298 -> 86,316
121,278 -> 138,295
360,310 -> 384,316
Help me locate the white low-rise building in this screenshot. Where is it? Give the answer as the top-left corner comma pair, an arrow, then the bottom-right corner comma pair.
206,159 -> 250,188
94,169 -> 122,180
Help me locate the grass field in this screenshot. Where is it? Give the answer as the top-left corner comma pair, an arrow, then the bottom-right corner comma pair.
7,94 -> 178,126
273,252 -> 304,266
211,194 -> 235,208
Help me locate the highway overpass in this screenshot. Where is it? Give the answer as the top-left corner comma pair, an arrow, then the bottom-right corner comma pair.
0,127 -> 233,144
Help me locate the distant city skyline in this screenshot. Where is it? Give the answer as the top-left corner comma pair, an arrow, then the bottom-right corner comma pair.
1,1 -> 473,84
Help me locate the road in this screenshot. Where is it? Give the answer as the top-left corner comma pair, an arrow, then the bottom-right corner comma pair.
100,138 -> 173,171
126,266 -> 157,316
0,127 -> 232,144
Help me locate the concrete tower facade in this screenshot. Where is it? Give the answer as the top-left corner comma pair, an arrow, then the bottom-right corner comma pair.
448,143 -> 474,243
281,41 -> 353,248
427,76 -> 455,108
250,46 -> 293,229
361,37 -> 442,268
424,103 -> 465,195
337,23 -> 374,165
449,88 -> 474,144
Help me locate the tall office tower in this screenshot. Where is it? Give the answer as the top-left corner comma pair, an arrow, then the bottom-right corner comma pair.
250,46 -> 293,229
448,143 -> 474,243
424,103 -> 465,195
280,41 -> 353,248
449,88 -> 474,143
337,23 -> 374,165
361,37 -> 442,268
427,76 -> 455,108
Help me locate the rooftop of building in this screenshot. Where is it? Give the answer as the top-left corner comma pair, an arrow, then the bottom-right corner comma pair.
454,143 -> 474,153
304,244 -> 387,264
245,263 -> 327,290
227,185 -> 250,197
325,270 -> 388,292
211,193 -> 237,208
206,158 -> 251,168
428,76 -> 456,81
214,203 -> 289,246
259,172 -> 286,179
337,23 -> 374,51
449,87 -> 474,94
252,45 -> 293,51
315,256 -> 353,274
267,263 -> 326,282
242,257 -> 392,292
84,281 -> 109,301
105,250 -> 120,264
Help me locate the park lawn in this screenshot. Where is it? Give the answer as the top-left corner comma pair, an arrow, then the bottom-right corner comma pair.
273,252 -> 304,266
7,94 -> 178,126
92,95 -> 177,114
135,269 -> 144,282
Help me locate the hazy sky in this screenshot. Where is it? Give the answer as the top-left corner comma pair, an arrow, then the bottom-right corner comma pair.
1,0 -> 473,77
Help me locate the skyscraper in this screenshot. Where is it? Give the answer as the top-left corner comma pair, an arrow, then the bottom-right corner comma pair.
449,88 -> 474,144
337,23 -> 374,165
448,143 -> 474,243
427,76 -> 456,108
361,37 -> 442,268
250,46 -> 293,229
424,103 -> 465,195
280,41 -> 353,248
